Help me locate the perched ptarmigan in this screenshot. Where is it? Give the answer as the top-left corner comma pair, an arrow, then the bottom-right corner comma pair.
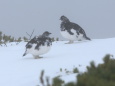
23,31 -> 52,59
60,15 -> 91,44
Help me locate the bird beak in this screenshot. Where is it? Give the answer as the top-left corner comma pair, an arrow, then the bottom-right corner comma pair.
23,53 -> 27,56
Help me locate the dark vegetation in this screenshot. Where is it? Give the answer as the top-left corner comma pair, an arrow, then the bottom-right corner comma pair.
0,31 -> 59,46
39,54 -> 115,86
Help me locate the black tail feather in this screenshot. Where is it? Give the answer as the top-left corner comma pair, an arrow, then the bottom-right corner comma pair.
80,29 -> 91,40
85,36 -> 91,40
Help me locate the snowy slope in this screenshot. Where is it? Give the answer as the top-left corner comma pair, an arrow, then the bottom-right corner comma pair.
0,38 -> 115,86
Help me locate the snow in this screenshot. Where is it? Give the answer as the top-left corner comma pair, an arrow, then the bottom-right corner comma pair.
0,38 -> 115,86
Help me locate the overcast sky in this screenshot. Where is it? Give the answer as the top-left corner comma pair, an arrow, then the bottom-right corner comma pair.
0,0 -> 115,39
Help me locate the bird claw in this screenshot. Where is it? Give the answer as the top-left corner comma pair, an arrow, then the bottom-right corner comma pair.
34,56 -> 43,59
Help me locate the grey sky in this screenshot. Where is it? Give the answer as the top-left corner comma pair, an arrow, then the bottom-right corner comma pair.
0,0 -> 115,40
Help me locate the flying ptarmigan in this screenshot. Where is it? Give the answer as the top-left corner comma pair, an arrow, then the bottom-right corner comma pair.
60,15 -> 91,44
23,31 -> 52,59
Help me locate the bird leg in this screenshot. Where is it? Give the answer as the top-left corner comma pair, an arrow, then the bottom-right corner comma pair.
33,55 -> 43,59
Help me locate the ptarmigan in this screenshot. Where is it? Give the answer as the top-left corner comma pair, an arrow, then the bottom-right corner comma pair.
60,15 -> 91,44
23,31 -> 52,59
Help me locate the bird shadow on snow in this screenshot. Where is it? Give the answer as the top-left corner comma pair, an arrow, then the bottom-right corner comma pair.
22,55 -> 52,60
22,56 -> 39,60
74,40 -> 91,43
23,57 -> 42,60
64,40 -> 91,44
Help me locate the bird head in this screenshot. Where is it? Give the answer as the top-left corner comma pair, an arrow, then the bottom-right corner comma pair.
60,15 -> 70,22
42,31 -> 51,37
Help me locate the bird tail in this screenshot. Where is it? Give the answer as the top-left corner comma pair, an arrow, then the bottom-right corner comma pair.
84,36 -> 91,40
81,29 -> 91,40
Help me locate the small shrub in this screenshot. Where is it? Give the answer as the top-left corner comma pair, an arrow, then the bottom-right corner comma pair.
73,68 -> 79,73
60,68 -> 62,72
39,54 -> 115,86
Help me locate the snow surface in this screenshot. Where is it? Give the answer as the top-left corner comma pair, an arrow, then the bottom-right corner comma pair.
0,38 -> 115,86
